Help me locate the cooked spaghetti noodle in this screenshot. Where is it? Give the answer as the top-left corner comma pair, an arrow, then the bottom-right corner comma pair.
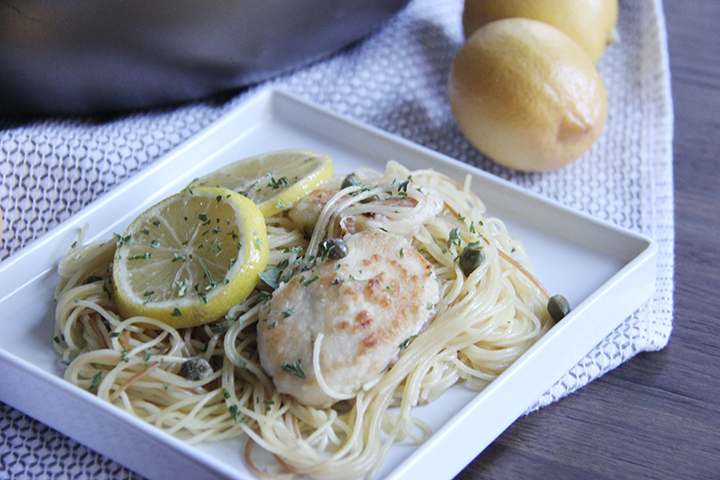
54,160 -> 552,479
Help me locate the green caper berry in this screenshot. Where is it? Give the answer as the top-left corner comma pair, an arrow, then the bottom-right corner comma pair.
547,294 -> 571,322
341,173 -> 362,190
179,357 -> 213,381
458,244 -> 486,277
319,238 -> 349,260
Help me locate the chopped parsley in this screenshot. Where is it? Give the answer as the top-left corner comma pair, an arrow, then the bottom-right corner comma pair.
258,259 -> 289,289
398,176 -> 412,193
116,234 -> 133,248
90,372 -> 103,391
303,275 -> 319,287
175,278 -> 189,297
399,335 -> 418,351
447,228 -> 462,247
281,360 -> 306,379
268,174 -> 289,190
197,258 -> 216,289
228,404 -> 239,422
210,317 -> 234,335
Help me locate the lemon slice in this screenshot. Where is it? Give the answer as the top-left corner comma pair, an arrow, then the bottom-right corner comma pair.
113,187 -> 269,328
187,149 -> 334,218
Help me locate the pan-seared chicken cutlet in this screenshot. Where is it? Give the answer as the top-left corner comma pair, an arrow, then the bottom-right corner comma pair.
288,187 -> 443,239
257,230 -> 440,408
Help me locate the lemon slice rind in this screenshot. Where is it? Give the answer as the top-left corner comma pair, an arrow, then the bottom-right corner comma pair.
187,149 -> 334,218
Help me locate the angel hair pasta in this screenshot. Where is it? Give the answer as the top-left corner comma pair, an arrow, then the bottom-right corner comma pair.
54,158 -> 554,479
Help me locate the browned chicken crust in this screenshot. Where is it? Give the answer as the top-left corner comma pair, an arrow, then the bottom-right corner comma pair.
257,230 -> 440,408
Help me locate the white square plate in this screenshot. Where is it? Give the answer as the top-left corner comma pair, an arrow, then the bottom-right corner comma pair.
0,88 -> 657,480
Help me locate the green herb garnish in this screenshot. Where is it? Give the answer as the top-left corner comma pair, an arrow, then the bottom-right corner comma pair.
90,372 -> 103,391
268,174 -> 289,190
447,228 -> 462,247
258,259 -> 289,289
281,361 -> 306,379
399,335 -> 418,351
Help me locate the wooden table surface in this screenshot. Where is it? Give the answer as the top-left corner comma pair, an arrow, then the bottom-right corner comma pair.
457,1 -> 720,479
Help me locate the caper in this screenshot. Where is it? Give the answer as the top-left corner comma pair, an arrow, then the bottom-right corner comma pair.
547,294 -> 571,323
458,244 -> 486,277
179,357 -> 213,381
319,238 -> 349,260
341,173 -> 362,190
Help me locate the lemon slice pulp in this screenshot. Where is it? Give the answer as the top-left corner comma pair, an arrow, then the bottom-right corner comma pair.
113,187 -> 269,328
187,149 -> 334,218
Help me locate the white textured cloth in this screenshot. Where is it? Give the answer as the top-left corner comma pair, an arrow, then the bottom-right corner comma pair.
0,0 -> 673,477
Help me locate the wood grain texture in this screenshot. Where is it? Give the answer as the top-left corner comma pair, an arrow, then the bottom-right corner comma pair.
456,1 -> 720,479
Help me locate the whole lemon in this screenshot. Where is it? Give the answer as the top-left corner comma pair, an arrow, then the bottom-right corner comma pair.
462,0 -> 618,63
448,18 -> 608,172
